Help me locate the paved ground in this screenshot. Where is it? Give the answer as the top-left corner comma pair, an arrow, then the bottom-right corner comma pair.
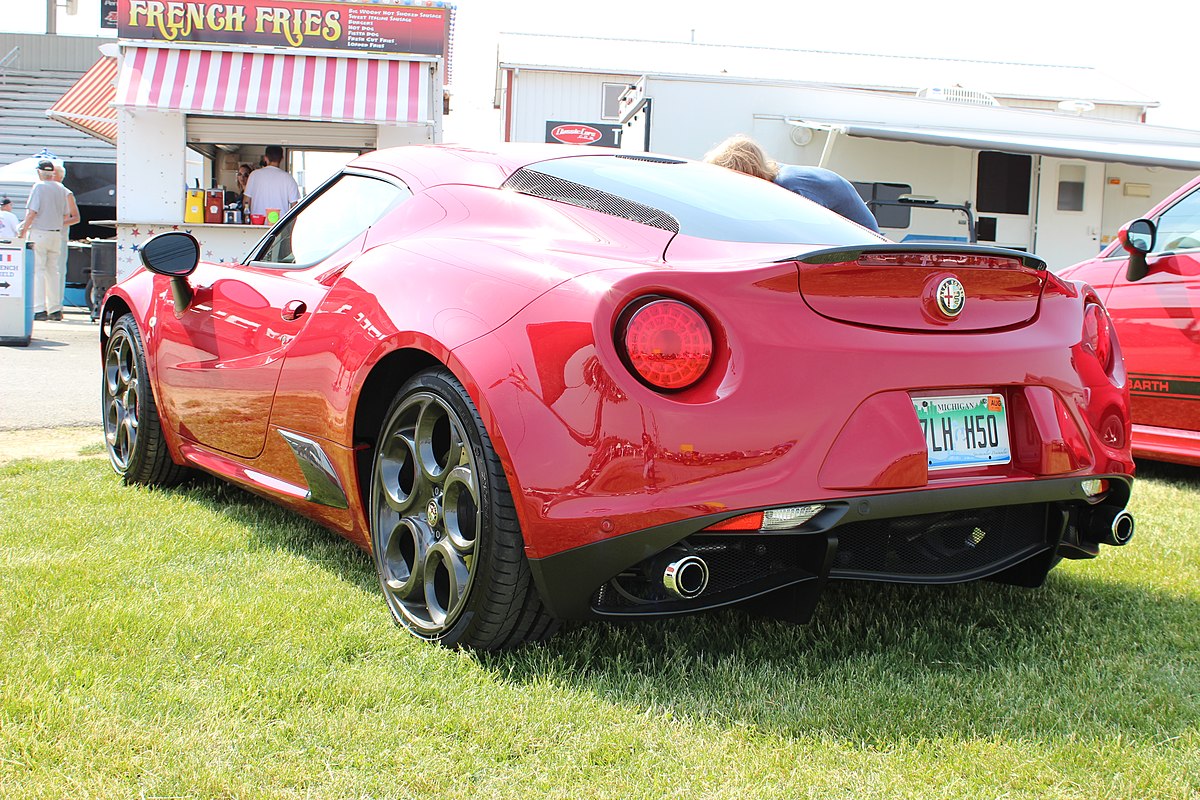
0,308 -> 102,432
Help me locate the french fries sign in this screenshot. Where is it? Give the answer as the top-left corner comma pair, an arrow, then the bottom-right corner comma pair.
117,0 -> 450,56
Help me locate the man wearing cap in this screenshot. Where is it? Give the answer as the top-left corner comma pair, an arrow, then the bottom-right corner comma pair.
17,160 -> 70,321
0,198 -> 18,239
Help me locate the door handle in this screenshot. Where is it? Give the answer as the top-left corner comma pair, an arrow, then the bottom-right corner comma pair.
282,300 -> 307,321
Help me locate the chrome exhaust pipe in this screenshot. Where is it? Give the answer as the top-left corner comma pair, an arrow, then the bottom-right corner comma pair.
1090,505 -> 1135,547
1105,510 -> 1135,546
662,555 -> 709,600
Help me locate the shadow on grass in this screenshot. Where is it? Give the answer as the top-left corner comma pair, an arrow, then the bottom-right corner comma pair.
174,475 -> 379,596
167,473 -> 1199,744
1135,457 -> 1200,488
485,573 -> 1200,742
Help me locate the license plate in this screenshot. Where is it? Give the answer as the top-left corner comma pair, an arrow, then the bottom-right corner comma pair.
912,393 -> 1011,470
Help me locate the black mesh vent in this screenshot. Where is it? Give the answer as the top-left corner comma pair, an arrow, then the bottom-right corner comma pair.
615,154 -> 686,164
504,168 -> 680,233
830,503 -> 1048,581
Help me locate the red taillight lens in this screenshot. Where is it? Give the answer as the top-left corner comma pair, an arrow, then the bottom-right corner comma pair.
620,298 -> 713,391
1082,302 -> 1113,372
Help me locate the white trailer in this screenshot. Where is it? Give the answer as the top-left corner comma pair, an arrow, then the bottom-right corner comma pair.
617,74 -> 1200,269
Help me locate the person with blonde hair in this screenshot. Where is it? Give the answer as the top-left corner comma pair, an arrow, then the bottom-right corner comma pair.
704,134 -> 880,232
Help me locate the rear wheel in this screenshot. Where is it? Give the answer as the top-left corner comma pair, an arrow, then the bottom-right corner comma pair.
102,314 -> 189,486
369,368 -> 557,649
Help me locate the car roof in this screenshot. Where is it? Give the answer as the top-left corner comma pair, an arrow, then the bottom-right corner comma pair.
348,143 -> 609,193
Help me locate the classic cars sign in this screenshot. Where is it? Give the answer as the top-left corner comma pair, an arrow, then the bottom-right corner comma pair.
544,121 -> 623,148
116,0 -> 450,55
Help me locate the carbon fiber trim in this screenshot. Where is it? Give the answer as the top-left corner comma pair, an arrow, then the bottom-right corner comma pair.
504,168 -> 680,233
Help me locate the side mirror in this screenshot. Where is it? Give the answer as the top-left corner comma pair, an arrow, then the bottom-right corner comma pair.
140,230 -> 199,276
1117,219 -> 1155,282
1119,218 -> 1155,255
140,231 -> 200,313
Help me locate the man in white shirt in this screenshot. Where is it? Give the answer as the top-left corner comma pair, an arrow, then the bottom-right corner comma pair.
243,145 -> 300,220
0,198 -> 19,238
17,161 -> 70,321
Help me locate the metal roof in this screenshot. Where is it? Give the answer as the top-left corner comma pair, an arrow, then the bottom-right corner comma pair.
497,33 -> 1157,109
0,64 -> 117,211
772,83 -> 1200,170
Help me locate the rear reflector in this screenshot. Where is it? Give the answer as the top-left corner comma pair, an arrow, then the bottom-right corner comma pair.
703,504 -> 825,532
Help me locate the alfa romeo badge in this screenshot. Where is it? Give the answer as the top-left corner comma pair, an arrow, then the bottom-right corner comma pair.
936,277 -> 966,318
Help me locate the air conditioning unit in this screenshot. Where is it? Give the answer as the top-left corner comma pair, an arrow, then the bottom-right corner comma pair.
916,87 -> 1001,107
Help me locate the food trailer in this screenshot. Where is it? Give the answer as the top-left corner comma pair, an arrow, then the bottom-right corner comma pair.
110,0 -> 453,277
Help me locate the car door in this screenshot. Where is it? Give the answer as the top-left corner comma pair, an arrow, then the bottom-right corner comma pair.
1102,184 -> 1200,433
152,171 -> 409,459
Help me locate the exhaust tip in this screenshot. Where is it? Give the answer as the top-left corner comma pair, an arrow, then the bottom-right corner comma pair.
1108,510 -> 1135,546
663,555 -> 709,600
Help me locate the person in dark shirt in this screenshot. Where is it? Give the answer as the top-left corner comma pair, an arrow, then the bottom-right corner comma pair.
704,134 -> 880,232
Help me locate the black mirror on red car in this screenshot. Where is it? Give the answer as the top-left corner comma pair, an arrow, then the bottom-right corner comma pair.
140,230 -> 200,277
1120,219 -> 1155,255
1118,218 -> 1155,282
140,231 -> 200,313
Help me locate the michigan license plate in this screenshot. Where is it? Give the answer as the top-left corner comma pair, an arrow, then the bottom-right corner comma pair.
912,393 -> 1011,470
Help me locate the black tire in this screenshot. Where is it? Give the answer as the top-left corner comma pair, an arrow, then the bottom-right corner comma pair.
369,367 -> 558,649
102,314 -> 190,487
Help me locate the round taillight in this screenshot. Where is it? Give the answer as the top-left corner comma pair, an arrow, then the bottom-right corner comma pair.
621,298 -> 713,391
1083,302 -> 1113,372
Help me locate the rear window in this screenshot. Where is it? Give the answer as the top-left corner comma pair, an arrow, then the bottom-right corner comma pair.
511,154 -> 880,245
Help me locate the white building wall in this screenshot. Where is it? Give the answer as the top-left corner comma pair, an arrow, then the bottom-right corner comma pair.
509,70 -> 637,143
117,109 -> 186,224
1100,164 -> 1199,245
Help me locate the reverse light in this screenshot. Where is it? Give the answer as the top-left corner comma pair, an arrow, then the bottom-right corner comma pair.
1081,479 -> 1109,498
620,298 -> 713,391
1082,302 -> 1114,373
702,504 -> 825,532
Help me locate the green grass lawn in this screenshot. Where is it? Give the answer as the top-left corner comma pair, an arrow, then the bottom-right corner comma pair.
2,457 -> 1197,799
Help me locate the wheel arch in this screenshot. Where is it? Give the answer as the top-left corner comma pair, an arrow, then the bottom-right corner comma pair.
350,347 -> 445,514
99,294 -> 133,355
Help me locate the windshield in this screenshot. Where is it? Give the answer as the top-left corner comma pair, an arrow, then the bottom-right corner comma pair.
516,154 -> 880,245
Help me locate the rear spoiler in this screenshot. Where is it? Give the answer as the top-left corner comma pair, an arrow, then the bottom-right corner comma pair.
789,243 -> 1047,271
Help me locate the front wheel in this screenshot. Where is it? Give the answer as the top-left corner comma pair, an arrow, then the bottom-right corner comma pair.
369,368 -> 557,649
102,314 -> 189,486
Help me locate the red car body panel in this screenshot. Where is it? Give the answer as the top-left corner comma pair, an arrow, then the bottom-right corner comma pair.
1060,174 -> 1200,466
102,144 -> 1136,628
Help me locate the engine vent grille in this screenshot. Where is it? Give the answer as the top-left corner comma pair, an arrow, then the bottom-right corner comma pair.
830,503 -> 1048,581
615,154 -> 686,164
504,168 -> 680,233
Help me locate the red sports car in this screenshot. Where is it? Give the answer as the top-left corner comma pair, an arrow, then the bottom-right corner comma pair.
101,144 -> 1135,649
1060,174 -> 1200,467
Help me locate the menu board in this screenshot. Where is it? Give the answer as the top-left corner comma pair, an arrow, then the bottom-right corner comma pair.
116,0 -> 451,56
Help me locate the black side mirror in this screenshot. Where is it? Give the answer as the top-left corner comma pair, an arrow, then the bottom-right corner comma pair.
140,231 -> 200,313
140,230 -> 199,276
1119,218 -> 1155,282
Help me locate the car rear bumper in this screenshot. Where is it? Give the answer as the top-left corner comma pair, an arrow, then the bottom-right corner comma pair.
527,475 -> 1133,620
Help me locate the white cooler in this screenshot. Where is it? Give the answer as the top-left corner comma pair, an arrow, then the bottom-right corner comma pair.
0,239 -> 33,347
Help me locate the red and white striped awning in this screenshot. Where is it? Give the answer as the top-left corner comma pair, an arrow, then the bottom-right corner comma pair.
48,56 -> 119,144
115,46 -> 433,125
